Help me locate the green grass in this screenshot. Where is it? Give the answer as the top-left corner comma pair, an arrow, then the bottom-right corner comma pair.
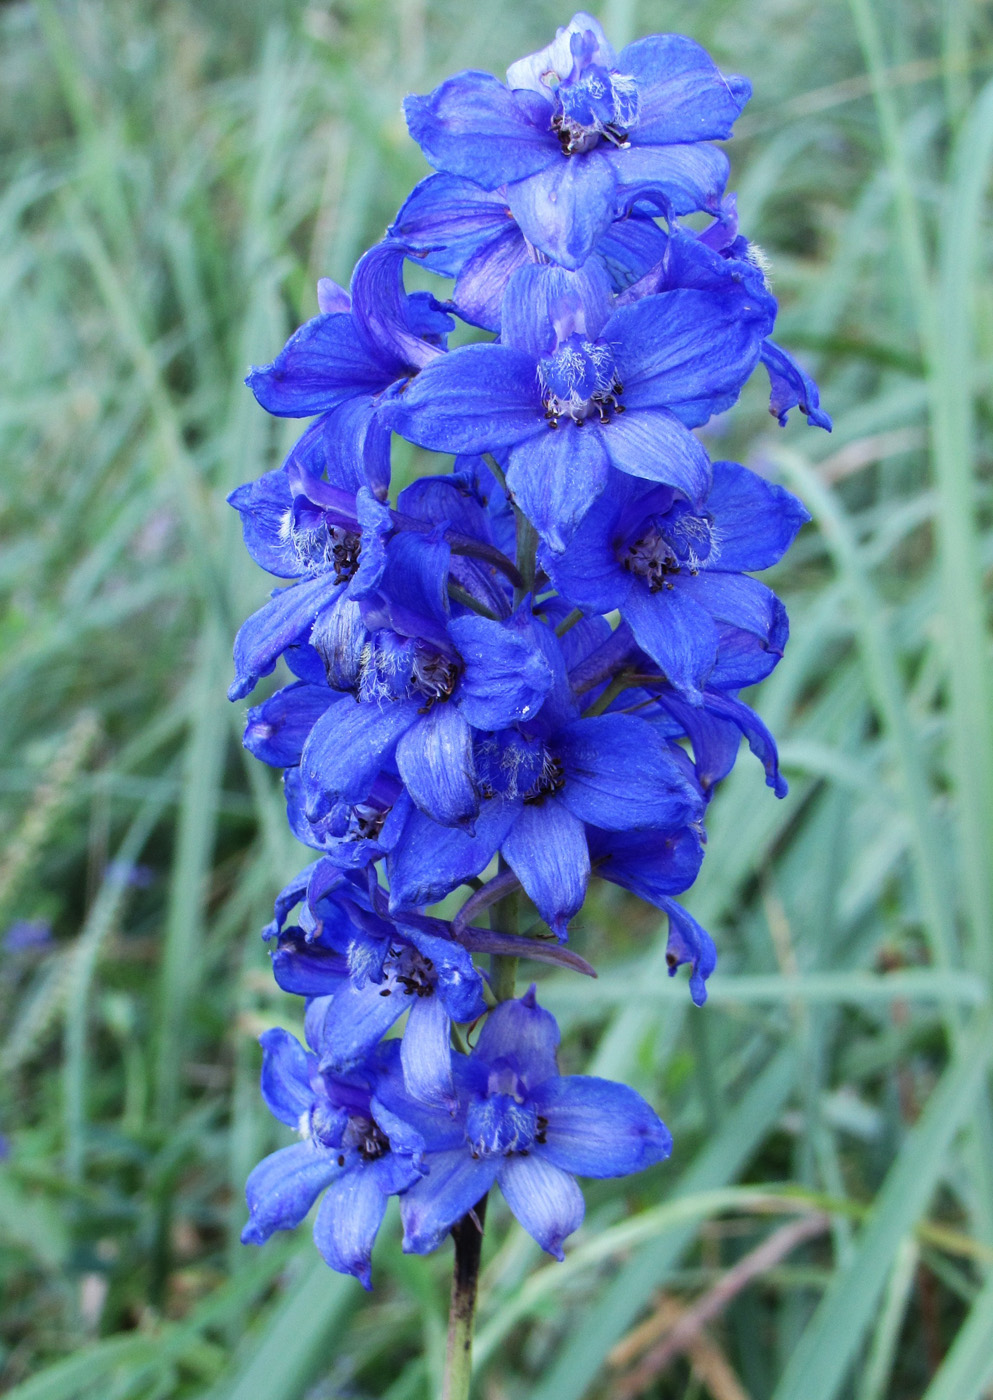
1,0 -> 992,1396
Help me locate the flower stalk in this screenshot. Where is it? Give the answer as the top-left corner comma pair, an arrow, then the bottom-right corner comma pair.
442,1197 -> 489,1400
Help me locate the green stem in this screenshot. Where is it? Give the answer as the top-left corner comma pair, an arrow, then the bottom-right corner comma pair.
513,505 -> 538,609
582,670 -> 634,718
442,1196 -> 489,1400
447,582 -> 501,620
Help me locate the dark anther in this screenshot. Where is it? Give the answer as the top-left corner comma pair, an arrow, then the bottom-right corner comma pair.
523,753 -> 566,805
357,1121 -> 390,1162
379,987 -> 391,996
337,1154 -> 346,1166
330,528 -> 362,584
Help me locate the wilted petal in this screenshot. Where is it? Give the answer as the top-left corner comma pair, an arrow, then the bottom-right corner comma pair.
659,897 -> 718,1006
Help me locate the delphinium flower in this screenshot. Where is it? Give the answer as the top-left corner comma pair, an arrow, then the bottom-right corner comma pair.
227,12 -> 828,1396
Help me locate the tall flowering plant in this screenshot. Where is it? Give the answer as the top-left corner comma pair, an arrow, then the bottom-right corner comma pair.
228,13 -> 828,1395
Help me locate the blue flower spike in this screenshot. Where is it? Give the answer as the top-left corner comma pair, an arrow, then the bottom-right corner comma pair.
228,7 -> 823,1345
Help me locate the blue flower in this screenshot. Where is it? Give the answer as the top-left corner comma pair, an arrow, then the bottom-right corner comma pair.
613,197 -> 832,431
283,766 -> 405,868
228,469 -> 519,703
264,859 -> 486,1110
385,259 -> 770,549
245,241 -> 453,500
390,176 -> 664,333
241,1029 -> 424,1289
386,696 -> 704,937
226,481 -> 392,702
543,460 -> 809,699
298,533 -> 551,830
404,14 -> 750,268
379,989 -> 672,1259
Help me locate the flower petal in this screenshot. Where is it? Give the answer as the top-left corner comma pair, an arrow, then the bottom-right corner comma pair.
451,614 -> 552,732
243,681 -> 334,768
312,1164 -> 388,1289
390,173 -> 514,278
247,314 -> 387,417
607,141 -> 730,217
659,897 -> 718,1006
602,407 -> 712,506
505,153 -> 617,271
623,582 -> 719,701
507,421 -> 611,552
610,287 -> 769,427
397,705 -> 479,829
300,696 -> 420,817
401,1149 -> 498,1255
241,1140 -> 339,1244
676,571 -> 788,650
404,72 -> 556,190
556,715 -> 703,829
455,225 -> 531,332
314,983 -> 405,1073
402,993 -> 457,1111
258,1028 -> 314,1126
621,34 -> 750,143
760,339 -> 833,430
501,798 -> 590,938
270,931 -> 351,997
474,987 -> 560,1084
229,575 -> 342,701
497,1154 -> 584,1260
227,468 -> 301,579
532,1076 -> 673,1176
384,343 -> 545,455
387,796 -> 520,911
705,459 -> 811,571
590,825 -> 705,904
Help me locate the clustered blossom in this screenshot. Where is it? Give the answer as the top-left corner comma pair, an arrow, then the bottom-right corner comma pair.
229,13 -> 827,1288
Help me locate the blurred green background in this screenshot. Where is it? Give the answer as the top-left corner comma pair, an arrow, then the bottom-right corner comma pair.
2,0 -> 992,1396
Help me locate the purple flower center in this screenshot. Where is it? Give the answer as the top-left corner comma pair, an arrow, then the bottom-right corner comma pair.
343,1114 -> 391,1162
359,633 -> 461,707
343,800 -> 390,844
538,333 -> 624,427
379,944 -> 436,999
475,732 -> 565,803
286,515 -> 362,582
542,33 -> 638,155
621,504 -> 715,592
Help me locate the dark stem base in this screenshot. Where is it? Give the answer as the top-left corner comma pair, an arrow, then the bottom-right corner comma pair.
442,1194 -> 489,1400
